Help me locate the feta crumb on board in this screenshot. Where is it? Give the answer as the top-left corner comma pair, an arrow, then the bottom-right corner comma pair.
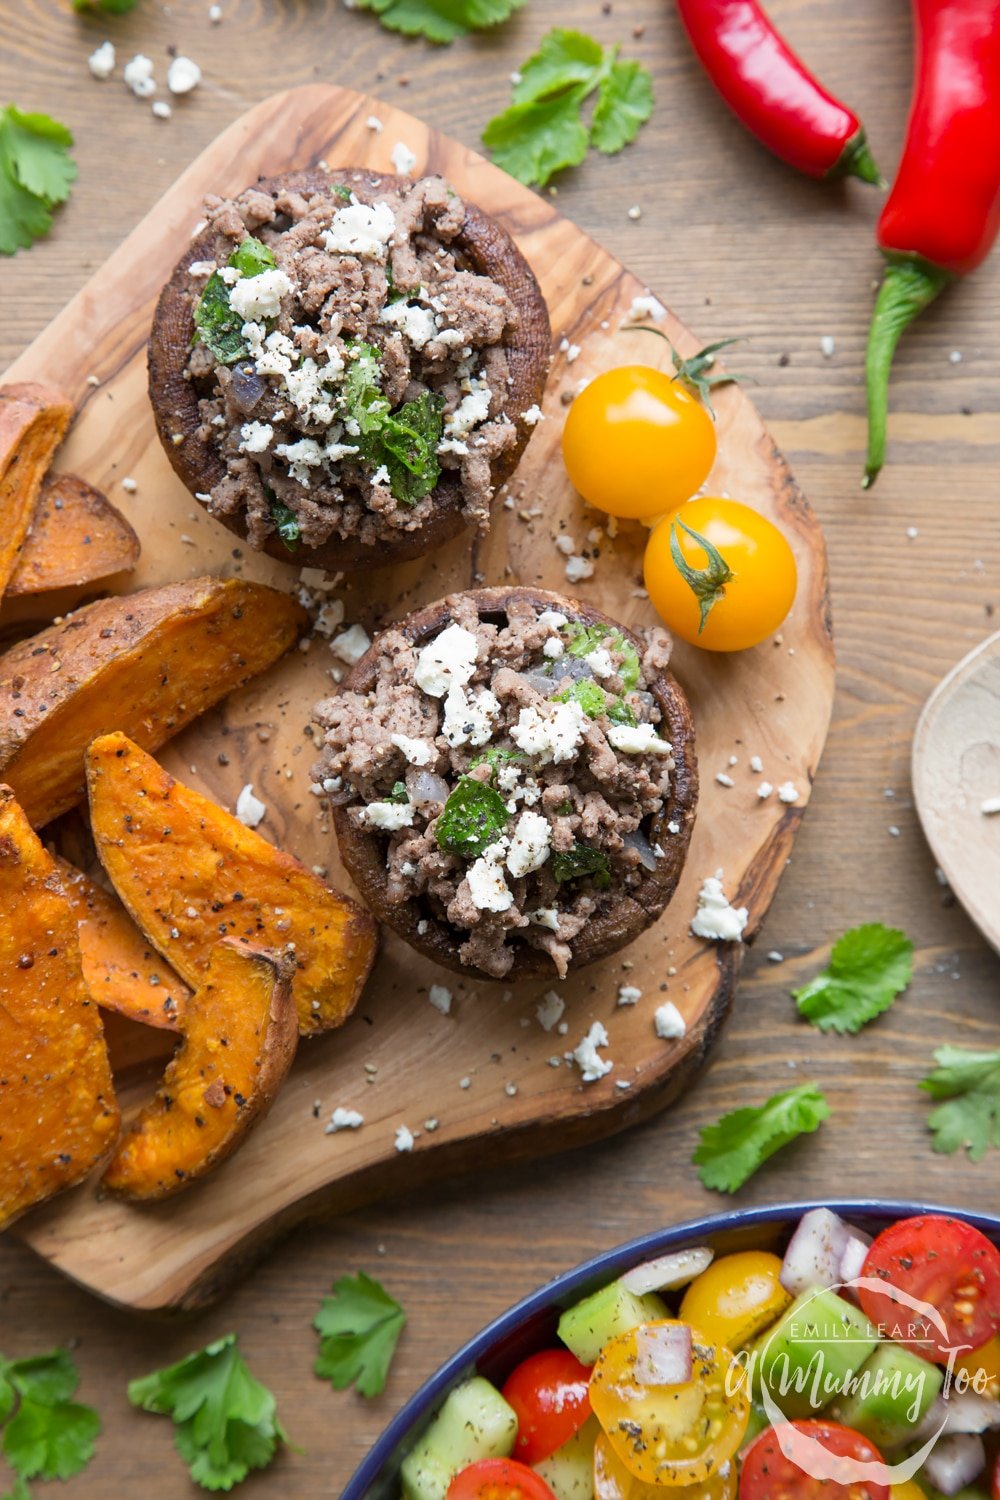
152,101 -> 172,120
617,985 -> 642,1007
749,755 -> 764,774
565,555 -> 594,584
981,796 -> 1000,816
573,1021 -> 612,1083
366,114 -> 384,132
330,623 -> 371,665
123,54 -> 156,97
391,140 -> 418,175
623,293 -> 667,324
536,991 -> 565,1031
654,1002 -> 686,1040
777,781 -> 800,804
394,1125 -> 415,1153
757,781 -> 774,800
235,784 -> 266,828
88,41 -> 116,79
325,1107 -> 364,1134
121,476 -> 138,493
167,56 -> 202,94
820,335 -> 836,357
691,873 -> 748,943
428,983 -> 453,1015
715,772 -> 735,788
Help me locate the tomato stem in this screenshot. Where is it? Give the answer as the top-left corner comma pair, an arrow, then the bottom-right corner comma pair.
863,258 -> 952,489
669,518 -> 734,633
627,329 -> 749,418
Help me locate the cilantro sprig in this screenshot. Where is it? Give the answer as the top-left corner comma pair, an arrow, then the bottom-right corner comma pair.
694,1084 -> 831,1193
0,1348 -> 100,1498
0,107 -> 76,257
793,923 -> 914,1035
920,1046 -> 1000,1162
351,0 -> 526,44
483,29 -> 654,188
436,776 -> 509,859
314,1273 -> 406,1398
127,1335 -> 285,1492
341,343 -> 444,506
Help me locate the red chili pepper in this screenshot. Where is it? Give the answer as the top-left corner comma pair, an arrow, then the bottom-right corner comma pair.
674,0 -> 882,184
865,0 -> 1000,487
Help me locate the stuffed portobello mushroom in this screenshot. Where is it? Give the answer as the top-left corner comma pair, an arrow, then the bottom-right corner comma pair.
148,169 -> 550,571
313,587 -> 698,981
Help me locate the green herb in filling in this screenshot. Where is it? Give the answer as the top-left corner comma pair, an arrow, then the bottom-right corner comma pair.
554,678 -> 607,718
228,235 -> 276,278
436,776 -> 509,859
469,746 -> 526,778
551,842 -> 612,889
268,496 -> 300,552
333,184 -> 353,203
387,781 -> 410,804
561,620 -> 641,689
194,236 -> 277,364
607,696 -> 638,726
341,342 -> 444,507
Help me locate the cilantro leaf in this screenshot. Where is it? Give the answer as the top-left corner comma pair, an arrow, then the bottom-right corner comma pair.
483,29 -> 654,188
228,236 -> 276,278
352,0 -> 526,44
554,679 -> 607,718
376,390 -> 444,506
387,781 -> 410,804
194,237 -> 276,365
268,496 -> 301,553
436,776 -> 509,859
0,1349 -> 99,1492
469,746 -> 525,778
694,1084 -> 831,1193
793,923 -> 914,1035
314,1272 -> 406,1398
341,342 -> 391,435
0,106 -> 76,257
607,697 -> 637,727
3,1352 -> 78,1409
73,0 -> 138,11
920,1046 -> 1000,1162
551,842 -> 612,889
128,1335 -> 285,1493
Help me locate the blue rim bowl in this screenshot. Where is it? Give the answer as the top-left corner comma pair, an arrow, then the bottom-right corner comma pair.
341,1198 -> 1000,1500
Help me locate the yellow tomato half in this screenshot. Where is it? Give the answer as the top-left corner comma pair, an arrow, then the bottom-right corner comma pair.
889,1483 -> 926,1500
953,1333 -> 1000,1397
589,1321 -> 749,1487
593,1430 -> 737,1499
562,366 -> 717,519
679,1252 -> 791,1351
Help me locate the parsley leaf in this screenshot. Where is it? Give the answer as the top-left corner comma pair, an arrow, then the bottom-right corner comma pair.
352,0 -> 526,44
920,1046 -> 1000,1162
694,1084 -> 831,1193
483,29 -> 654,187
314,1272 -> 406,1399
551,842 -> 612,889
127,1334 -> 285,1493
0,107 -> 76,257
793,923 -> 914,1035
436,776 -> 509,859
0,1348 -> 100,1494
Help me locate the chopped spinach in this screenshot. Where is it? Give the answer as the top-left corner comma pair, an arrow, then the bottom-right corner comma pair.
561,620 -> 640,688
555,678 -> 607,718
341,342 -> 392,435
387,781 -> 410,804
551,841 -> 612,889
617,639 -> 641,689
341,343 -> 444,507
268,495 -> 300,552
562,620 -> 609,659
469,746 -> 526,778
436,776 -> 509,859
194,236 -> 276,364
607,696 -> 638,727
228,235 -> 276,277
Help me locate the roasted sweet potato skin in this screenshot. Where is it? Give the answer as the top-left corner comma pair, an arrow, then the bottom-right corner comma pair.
0,787 -> 119,1230
0,383 -> 74,599
7,474 -> 140,597
0,575 -> 307,827
57,859 -> 190,1029
87,732 -> 378,1036
101,941 -> 297,1201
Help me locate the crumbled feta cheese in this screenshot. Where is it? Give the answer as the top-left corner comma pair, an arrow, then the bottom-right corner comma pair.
624,293 -> 667,323
749,755 -> 764,774
391,140 -> 417,174
88,41 -> 116,79
121,476 -> 138,493
510,700 -> 588,765
325,1107 -> 364,1134
362,802 -> 415,831
322,200 -> 396,259
366,114 -> 384,132
390,733 -> 433,766
438,438 -> 469,457
414,623 -> 479,697
394,1125 -> 415,1153
617,985 -> 642,1007
584,647 -> 614,679
757,781 -> 774,800
691,874 -> 748,943
716,772 -> 735,788
536,991 -> 565,1031
554,535 -> 575,556
543,637 -> 564,660
330,624 -> 371,664
152,100 -> 172,119
312,599 -> 346,637
239,420 -> 273,454
445,381 -> 492,439
235,784 -> 266,828
565,343 -> 582,362
627,205 -> 642,220
442,683 -> 501,749
564,555 -> 594,584
229,268 -> 294,322
522,404 -> 544,425
123,54 -> 156,97
820,334 -> 836,358
654,1002 -> 686,1040
506,809 -> 551,877
573,1021 -> 612,1083
274,436 -> 325,487
530,908 -> 560,932
607,723 -> 672,756
538,609 -> 567,631
428,983 -> 453,1015
381,299 -> 438,349
209,4 -> 222,21
167,56 -> 201,94
467,841 -> 513,912
982,796 -> 1000,816
188,260 -> 216,277
777,781 -> 800,804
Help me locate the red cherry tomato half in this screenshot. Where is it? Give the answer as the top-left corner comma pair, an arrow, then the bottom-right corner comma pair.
739,1420 -> 889,1500
446,1457 -> 557,1500
500,1349 -> 592,1464
858,1215 -> 1000,1364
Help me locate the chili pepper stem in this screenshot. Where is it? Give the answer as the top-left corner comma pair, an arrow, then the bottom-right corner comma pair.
833,130 -> 885,188
863,259 -> 952,490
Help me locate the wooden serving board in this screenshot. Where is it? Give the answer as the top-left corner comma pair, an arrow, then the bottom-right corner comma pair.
2,85 -> 834,1312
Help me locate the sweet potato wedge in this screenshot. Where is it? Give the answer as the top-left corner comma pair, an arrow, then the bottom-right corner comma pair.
87,733 -> 378,1037
0,574 -> 307,827
101,941 -> 297,1201
57,859 -> 191,1029
0,383 -> 74,600
0,787 -> 119,1230
7,474 -> 141,597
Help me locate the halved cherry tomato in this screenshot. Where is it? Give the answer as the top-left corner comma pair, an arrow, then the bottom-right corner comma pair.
679,1252 -> 791,1351
858,1215 -> 1000,1364
739,1420 -> 889,1499
445,1457 -> 556,1500
589,1320 -> 750,1486
501,1349 -> 592,1465
562,366 -> 717,519
593,1429 -> 737,1499
643,496 -> 797,651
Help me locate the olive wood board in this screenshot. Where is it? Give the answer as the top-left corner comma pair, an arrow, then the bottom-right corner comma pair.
912,629 -> 1000,953
1,84 -> 834,1313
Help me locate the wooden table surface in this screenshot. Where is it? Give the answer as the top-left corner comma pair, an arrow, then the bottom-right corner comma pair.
2,0 -> 999,1493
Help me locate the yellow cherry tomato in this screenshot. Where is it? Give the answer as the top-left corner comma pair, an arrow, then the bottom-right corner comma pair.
589,1321 -> 749,1487
562,366 -> 717,519
679,1253 -> 791,1351
889,1484 -> 926,1500
593,1430 -> 737,1499
644,496 -> 797,652
953,1333 -> 1000,1397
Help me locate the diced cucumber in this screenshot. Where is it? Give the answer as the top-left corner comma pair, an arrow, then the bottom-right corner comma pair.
752,1288 -> 879,1419
557,1280 -> 669,1365
533,1414 -> 599,1500
832,1342 -> 943,1448
400,1376 -> 518,1500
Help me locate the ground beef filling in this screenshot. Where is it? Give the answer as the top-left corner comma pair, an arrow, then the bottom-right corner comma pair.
184,175 -> 521,551
314,596 -> 677,979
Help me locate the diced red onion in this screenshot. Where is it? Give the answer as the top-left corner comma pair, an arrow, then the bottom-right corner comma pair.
623,828 -> 659,872
523,669 -> 559,695
634,1323 -> 693,1387
410,771 -> 450,808
838,1230 -> 872,1284
921,1433 -> 986,1494
228,361 -> 266,413
916,1391 -> 1000,1439
622,1247 -> 713,1296
780,1209 -> 857,1296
